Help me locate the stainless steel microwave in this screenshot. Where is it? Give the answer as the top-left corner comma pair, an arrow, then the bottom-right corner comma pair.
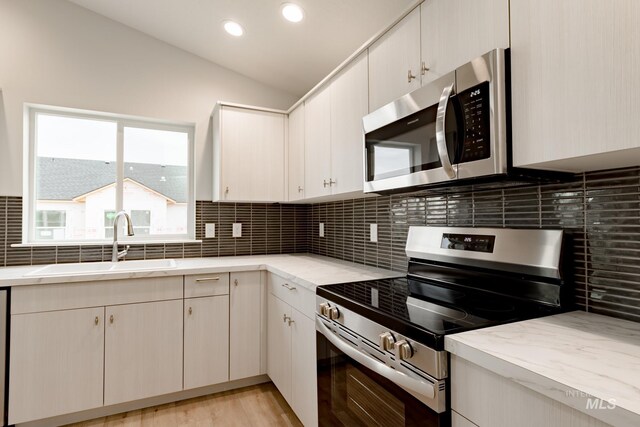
363,49 -> 516,194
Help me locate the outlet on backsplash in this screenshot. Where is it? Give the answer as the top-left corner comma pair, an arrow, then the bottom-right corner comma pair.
232,223 -> 242,238
205,224 -> 216,238
370,224 -> 378,243
319,223 -> 325,238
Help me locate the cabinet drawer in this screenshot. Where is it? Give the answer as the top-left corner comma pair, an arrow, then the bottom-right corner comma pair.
12,276 -> 183,314
184,273 -> 230,298
268,273 -> 315,319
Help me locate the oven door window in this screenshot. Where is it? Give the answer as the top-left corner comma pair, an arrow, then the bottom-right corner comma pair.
365,100 -> 460,182
317,333 -> 447,427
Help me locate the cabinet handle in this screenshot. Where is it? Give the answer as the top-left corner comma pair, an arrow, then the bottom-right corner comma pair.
287,318 -> 295,326
283,314 -> 290,323
298,186 -> 303,193
421,61 -> 430,75
234,279 -> 238,287
110,314 -> 114,324
225,186 -> 229,194
329,179 -> 336,186
188,307 -> 193,315
94,316 -> 99,325
323,179 -> 329,188
281,283 -> 296,291
408,69 -> 417,83
195,277 -> 220,283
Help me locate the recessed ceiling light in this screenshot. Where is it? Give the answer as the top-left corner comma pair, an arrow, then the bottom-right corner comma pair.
281,3 -> 304,23
223,20 -> 244,37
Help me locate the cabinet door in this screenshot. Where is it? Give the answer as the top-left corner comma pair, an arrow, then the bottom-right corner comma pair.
290,309 -> 318,427
511,0 -> 640,171
220,106 -> 285,201
184,296 -> 229,390
230,271 -> 266,380
420,0 -> 509,85
267,293 -> 292,403
368,7 -> 421,111
105,300 -> 183,405
9,307 -> 104,424
304,88 -> 332,199
288,104 -> 306,201
330,52 -> 368,195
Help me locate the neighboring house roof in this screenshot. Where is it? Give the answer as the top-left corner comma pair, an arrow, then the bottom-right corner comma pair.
36,157 -> 188,203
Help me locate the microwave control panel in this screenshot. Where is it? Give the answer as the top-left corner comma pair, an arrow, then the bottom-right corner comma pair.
458,81 -> 491,163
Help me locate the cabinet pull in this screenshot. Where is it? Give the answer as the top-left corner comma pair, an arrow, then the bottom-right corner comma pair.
298,186 -> 303,193
94,316 -> 99,325
408,69 -> 417,83
421,61 -> 430,75
329,179 -> 336,186
109,314 -> 114,324
195,277 -> 221,283
225,186 -> 229,194
188,307 -> 193,316
234,279 -> 238,287
283,314 -> 290,323
323,179 -> 329,188
281,283 -> 296,291
287,318 -> 295,326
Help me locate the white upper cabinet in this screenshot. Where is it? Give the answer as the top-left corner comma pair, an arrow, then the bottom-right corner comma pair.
368,7 -> 421,111
288,104 -> 306,201
420,0 -> 510,85
213,105 -> 286,202
330,53 -> 368,195
303,53 -> 369,200
304,88 -> 332,199
511,0 -> 640,171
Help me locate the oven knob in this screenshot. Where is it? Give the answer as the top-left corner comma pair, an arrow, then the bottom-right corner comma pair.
394,340 -> 414,360
328,306 -> 340,320
319,302 -> 330,317
379,332 -> 396,352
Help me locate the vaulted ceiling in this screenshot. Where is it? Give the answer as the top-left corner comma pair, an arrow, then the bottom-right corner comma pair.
67,0 -> 416,97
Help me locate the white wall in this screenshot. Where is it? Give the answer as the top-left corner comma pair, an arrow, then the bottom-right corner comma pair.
0,0 -> 298,199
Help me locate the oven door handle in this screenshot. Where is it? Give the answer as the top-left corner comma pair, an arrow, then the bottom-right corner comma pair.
316,317 -> 436,400
435,82 -> 457,179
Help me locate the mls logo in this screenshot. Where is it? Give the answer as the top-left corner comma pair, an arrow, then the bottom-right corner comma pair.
586,398 -> 616,410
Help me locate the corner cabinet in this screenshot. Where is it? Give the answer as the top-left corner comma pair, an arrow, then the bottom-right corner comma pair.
510,0 -> 640,172
304,52 -> 368,200
213,104 -> 286,202
267,273 -> 318,427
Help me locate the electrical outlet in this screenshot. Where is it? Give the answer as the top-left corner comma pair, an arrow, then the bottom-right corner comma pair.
370,223 -> 378,243
205,223 -> 216,238
232,223 -> 242,238
319,223 -> 325,238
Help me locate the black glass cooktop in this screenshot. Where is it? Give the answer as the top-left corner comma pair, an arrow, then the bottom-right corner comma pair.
316,277 -> 563,350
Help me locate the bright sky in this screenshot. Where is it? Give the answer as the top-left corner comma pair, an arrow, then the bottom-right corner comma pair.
36,113 -> 188,166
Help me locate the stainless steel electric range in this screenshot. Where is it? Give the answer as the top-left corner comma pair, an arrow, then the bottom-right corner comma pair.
315,226 -> 571,427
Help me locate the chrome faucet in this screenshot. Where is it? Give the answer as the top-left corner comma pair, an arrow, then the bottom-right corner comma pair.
112,210 -> 135,262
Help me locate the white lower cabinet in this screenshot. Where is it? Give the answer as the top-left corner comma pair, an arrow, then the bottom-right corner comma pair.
267,274 -> 317,427
184,295 -> 230,389
104,300 -> 183,405
230,271 -> 267,380
9,307 -> 105,424
451,355 -> 610,427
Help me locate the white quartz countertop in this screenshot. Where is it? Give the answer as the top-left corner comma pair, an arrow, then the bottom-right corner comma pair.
445,311 -> 640,427
0,254 -> 402,289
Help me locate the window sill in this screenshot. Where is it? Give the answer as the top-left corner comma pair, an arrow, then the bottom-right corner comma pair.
12,239 -> 203,248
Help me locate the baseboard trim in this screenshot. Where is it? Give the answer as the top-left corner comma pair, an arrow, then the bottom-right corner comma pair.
16,375 -> 271,427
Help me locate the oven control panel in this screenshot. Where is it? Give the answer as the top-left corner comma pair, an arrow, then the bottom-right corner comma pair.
441,233 -> 496,253
458,81 -> 491,163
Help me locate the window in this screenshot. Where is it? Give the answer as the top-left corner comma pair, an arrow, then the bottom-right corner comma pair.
35,210 -> 67,240
26,105 -> 195,243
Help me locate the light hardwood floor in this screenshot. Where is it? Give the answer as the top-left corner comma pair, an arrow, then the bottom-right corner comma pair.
66,383 -> 303,427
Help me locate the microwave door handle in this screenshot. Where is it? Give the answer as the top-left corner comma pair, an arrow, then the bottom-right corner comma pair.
316,316 -> 436,400
435,83 -> 457,179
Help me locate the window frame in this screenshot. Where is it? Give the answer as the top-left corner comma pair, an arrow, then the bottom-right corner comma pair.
24,104 -> 196,244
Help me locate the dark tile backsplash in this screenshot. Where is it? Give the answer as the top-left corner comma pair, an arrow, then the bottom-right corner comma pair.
0,200 -> 310,267
0,166 -> 638,323
309,167 -> 640,323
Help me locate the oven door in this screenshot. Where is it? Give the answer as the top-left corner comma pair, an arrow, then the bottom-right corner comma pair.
316,317 -> 449,427
363,72 -> 461,194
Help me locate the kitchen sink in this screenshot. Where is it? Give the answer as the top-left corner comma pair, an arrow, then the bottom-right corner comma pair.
24,259 -> 177,277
